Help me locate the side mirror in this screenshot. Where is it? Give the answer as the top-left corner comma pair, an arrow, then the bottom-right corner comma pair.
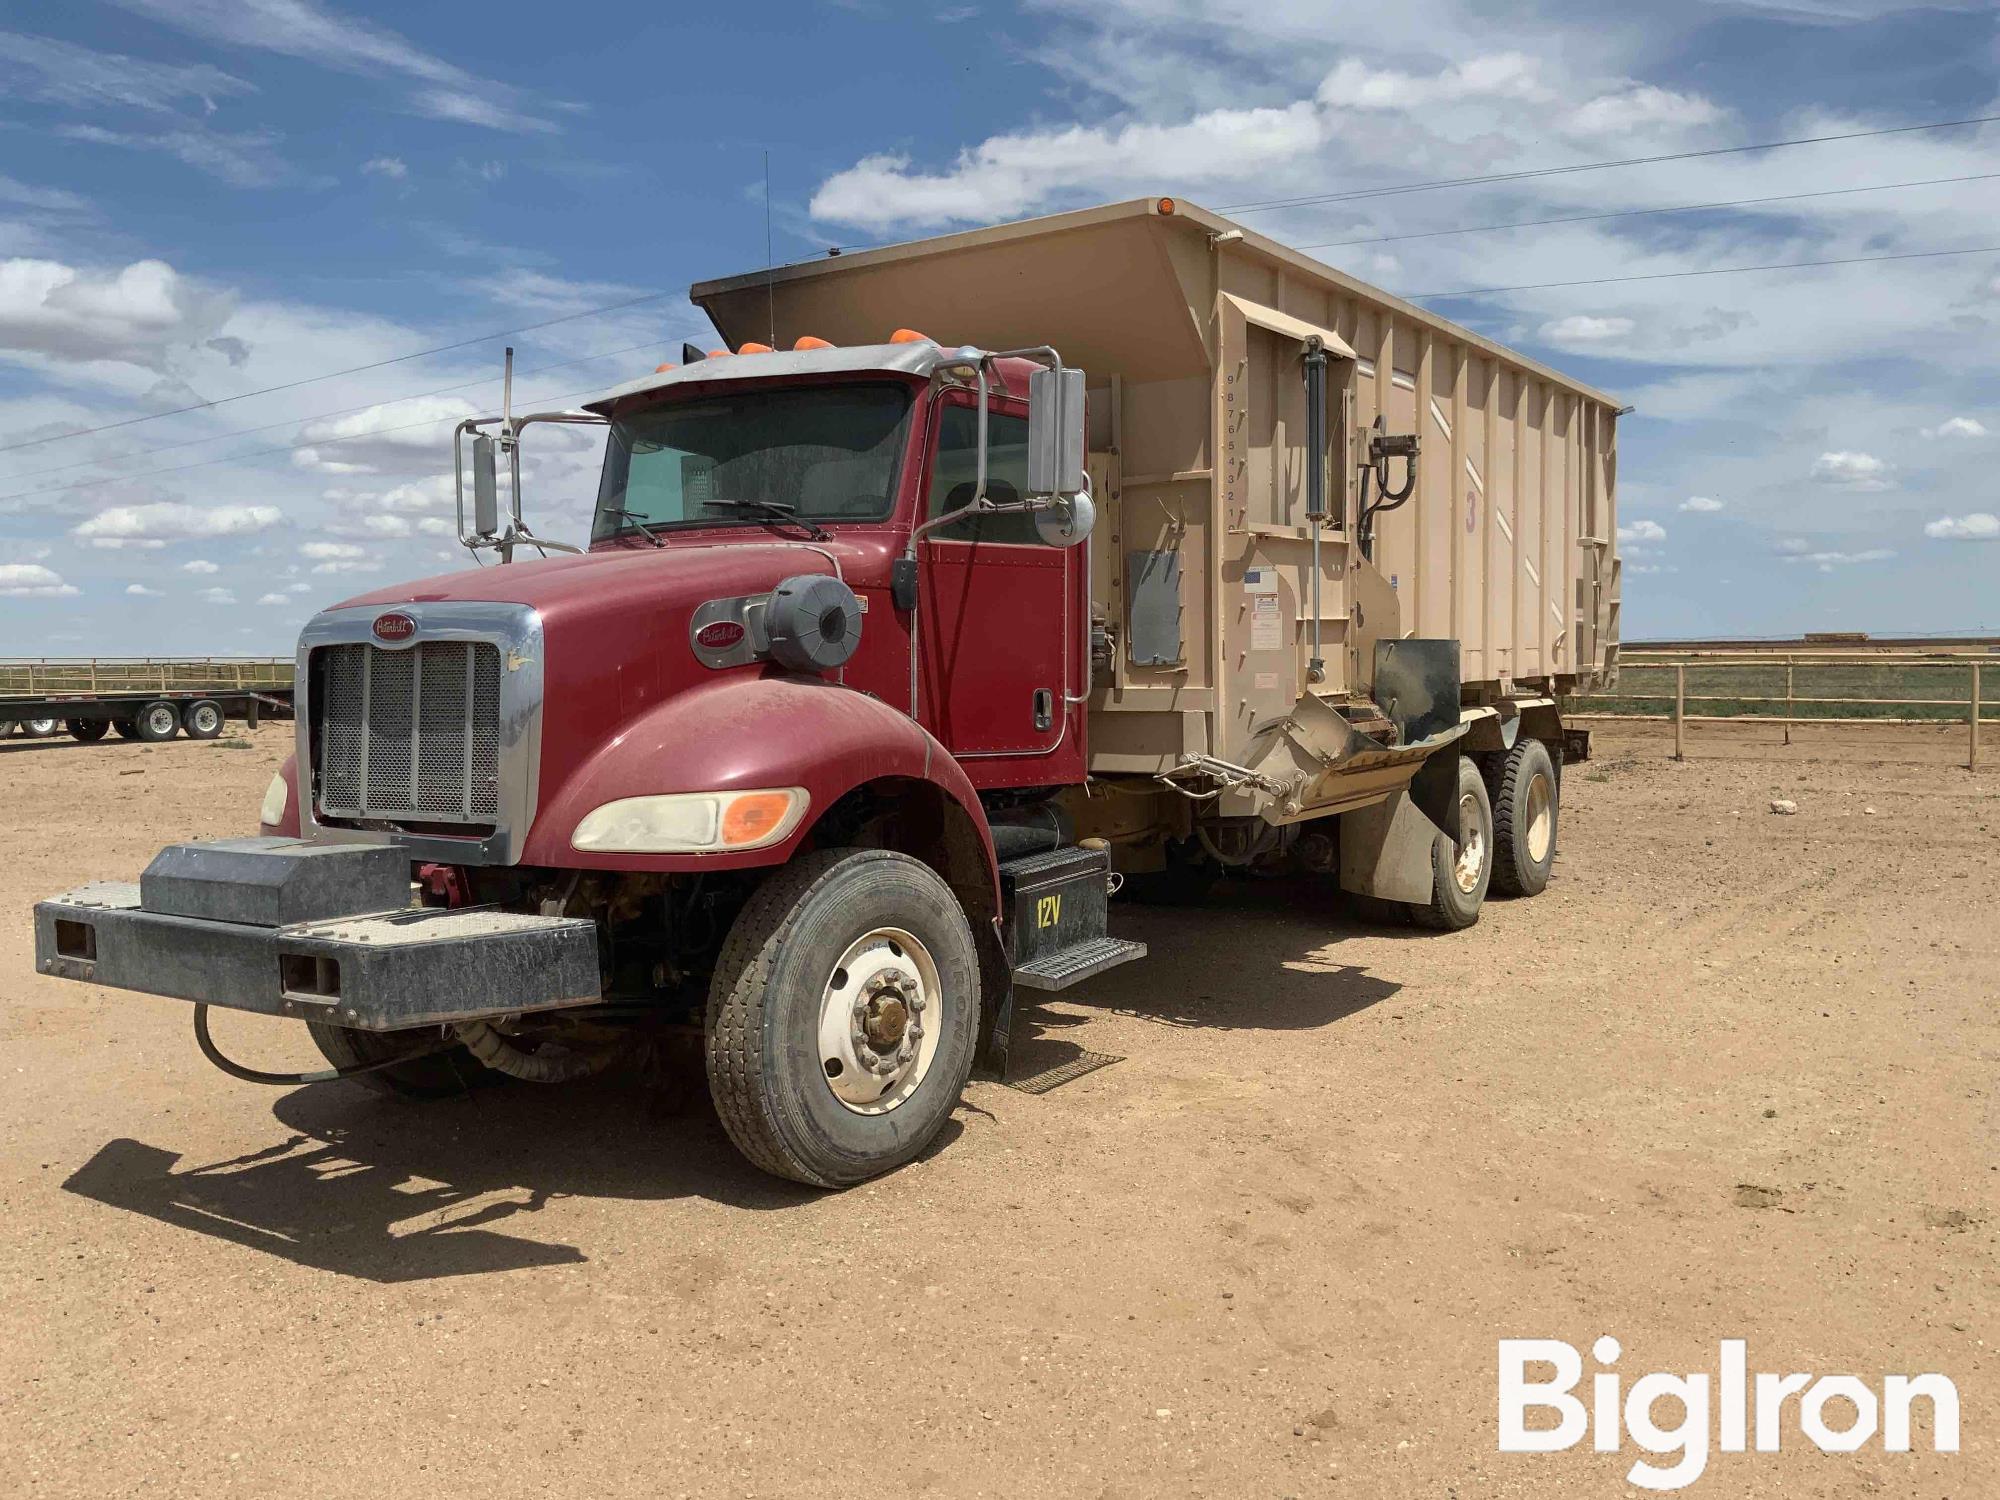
471,434 -> 501,538
1027,365 -> 1086,497
1034,489 -> 1095,548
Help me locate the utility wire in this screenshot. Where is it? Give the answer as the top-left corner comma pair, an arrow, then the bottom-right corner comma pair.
1409,242 -> 2000,300
0,373 -> 635,507
1298,171 -> 2000,250
3,338 -> 671,484
1219,111 -> 2000,215
0,289 -> 674,456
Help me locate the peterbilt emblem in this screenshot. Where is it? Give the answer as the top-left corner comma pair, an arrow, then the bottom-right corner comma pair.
694,620 -> 746,650
373,611 -> 417,642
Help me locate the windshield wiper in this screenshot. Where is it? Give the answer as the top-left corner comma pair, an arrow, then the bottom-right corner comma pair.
704,498 -> 831,542
600,507 -> 666,547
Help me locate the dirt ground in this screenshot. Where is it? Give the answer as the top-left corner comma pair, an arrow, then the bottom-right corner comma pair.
1,719 -> 1993,1498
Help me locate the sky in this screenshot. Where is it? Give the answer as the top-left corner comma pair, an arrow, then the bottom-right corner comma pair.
0,0 -> 1997,654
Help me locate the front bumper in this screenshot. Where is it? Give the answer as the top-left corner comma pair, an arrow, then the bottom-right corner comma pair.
33,838 -> 600,1032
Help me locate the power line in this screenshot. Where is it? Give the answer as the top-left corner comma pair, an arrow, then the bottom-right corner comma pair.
0,373 -> 634,508
0,289 -> 675,456
1219,111 -> 2000,216
1297,171 -> 2000,250
3,338 -> 670,484
1409,242 -> 2000,301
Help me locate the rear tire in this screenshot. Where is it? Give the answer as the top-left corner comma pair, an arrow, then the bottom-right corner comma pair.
112,718 -> 140,740
133,700 -> 180,742
1411,756 -> 1493,931
1119,838 -> 1218,906
1486,738 -> 1559,896
67,718 -> 110,743
182,699 -> 224,739
305,1022 -> 482,1100
23,717 -> 58,738
706,848 -> 980,1188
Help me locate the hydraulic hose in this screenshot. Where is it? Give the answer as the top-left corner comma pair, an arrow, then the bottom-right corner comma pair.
193,1003 -> 454,1086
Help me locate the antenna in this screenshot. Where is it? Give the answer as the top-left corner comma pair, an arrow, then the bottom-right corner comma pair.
764,149 -> 776,349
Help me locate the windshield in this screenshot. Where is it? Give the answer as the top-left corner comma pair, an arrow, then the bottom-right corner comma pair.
592,382 -> 913,542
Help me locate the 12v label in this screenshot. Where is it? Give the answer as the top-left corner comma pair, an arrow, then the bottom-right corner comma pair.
1036,895 -> 1063,929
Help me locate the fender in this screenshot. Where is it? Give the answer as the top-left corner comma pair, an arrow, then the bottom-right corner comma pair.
523,673 -> 1000,896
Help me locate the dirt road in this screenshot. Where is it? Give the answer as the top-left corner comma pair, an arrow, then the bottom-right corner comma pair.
2,723 -> 1993,1497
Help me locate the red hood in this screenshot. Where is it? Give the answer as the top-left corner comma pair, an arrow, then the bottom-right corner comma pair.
331,533 -> 896,622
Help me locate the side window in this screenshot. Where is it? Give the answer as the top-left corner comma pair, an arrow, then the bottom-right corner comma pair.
925,403 -> 1044,545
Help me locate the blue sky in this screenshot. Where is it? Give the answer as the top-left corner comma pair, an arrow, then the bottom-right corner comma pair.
1,0 -> 1996,652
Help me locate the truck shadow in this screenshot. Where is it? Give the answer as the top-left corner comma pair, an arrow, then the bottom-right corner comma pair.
60,1076 -> 895,1284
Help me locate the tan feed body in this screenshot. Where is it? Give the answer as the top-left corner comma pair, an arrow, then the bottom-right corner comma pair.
696,196 -> 1622,791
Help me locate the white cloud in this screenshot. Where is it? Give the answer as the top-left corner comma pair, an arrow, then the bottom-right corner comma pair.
1317,52 -> 1549,111
255,591 -> 291,605
810,101 -> 1327,228
1782,547 -> 1896,572
125,582 -> 161,596
1924,512 -> 2000,541
0,30 -> 252,113
290,394 -> 477,473
1810,451 -> 1893,490
1678,496 -> 1724,513
1540,314 -> 1634,345
180,558 -> 220,574
1563,85 -> 1719,138
55,124 -> 291,189
301,540 -> 365,560
301,538 -> 380,574
1922,416 -> 1987,440
1618,519 -> 1667,544
360,155 -> 408,180
106,0 -> 564,133
74,501 -> 281,548
0,562 -> 78,597
197,586 -> 237,604
0,257 -> 232,370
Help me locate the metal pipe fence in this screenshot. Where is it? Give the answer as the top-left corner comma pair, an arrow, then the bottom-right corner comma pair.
1572,650 -> 1993,769
0,657 -> 292,697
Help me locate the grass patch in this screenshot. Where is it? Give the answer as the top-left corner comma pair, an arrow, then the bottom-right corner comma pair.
1578,659 -> 1994,723
217,737 -> 255,749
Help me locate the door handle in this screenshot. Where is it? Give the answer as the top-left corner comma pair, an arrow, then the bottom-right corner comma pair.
1032,688 -> 1054,731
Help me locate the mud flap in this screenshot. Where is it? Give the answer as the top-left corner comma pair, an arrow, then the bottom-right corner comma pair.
1406,745 -> 1461,839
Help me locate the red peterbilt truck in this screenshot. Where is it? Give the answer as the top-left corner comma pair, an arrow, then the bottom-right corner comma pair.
33,199 -> 1621,1186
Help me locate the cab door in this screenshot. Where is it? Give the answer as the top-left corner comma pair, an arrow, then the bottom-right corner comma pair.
915,392 -> 1082,775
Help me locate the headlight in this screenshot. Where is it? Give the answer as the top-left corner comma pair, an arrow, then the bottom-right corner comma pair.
259,772 -> 289,828
570,788 -> 809,854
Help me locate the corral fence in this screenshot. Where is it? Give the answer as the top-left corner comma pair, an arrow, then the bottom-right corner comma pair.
0,657 -> 293,696
1571,646 -> 1996,769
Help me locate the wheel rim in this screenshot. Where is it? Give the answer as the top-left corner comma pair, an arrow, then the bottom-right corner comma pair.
27,718 -> 56,735
817,926 -> 942,1115
147,705 -> 177,736
193,705 -> 221,733
1453,790 -> 1487,894
1524,772 -> 1554,864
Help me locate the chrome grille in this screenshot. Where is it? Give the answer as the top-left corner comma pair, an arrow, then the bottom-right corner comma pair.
314,641 -> 501,824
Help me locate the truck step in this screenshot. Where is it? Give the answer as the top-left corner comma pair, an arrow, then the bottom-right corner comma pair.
1012,936 -> 1147,991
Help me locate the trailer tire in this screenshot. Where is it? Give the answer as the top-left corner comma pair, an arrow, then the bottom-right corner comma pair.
1412,757 -> 1493,931
133,700 -> 181,742
1486,738 -> 1558,897
182,699 -> 224,739
305,1021 -> 485,1100
112,717 -> 140,740
67,718 -> 109,743
706,848 -> 980,1188
23,717 -> 58,738
0,720 -> 12,738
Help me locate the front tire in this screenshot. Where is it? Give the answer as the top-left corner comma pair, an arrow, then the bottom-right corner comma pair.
1412,756 -> 1493,931
707,848 -> 980,1188
133,700 -> 181,742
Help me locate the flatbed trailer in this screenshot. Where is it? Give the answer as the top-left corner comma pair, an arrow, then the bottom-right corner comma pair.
0,658 -> 293,743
